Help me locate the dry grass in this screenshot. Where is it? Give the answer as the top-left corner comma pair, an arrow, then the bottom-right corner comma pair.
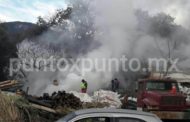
0,92 -> 22,122
0,91 -> 60,122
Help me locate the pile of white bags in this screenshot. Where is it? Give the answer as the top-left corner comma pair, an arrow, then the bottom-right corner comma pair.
92,90 -> 122,108
70,90 -> 122,108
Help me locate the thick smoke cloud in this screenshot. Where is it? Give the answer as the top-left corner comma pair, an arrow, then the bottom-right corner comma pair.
134,0 -> 190,29
19,0 -> 190,95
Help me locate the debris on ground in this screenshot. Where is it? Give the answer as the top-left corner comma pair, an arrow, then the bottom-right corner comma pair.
92,90 -> 122,108
0,80 -> 23,92
69,91 -> 93,102
82,101 -> 110,108
0,91 -> 59,122
70,90 -> 122,108
0,88 -> 123,122
27,91 -> 82,109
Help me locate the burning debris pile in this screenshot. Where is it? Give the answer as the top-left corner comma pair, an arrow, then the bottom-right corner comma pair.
27,91 -> 82,109
0,89 -> 123,121
28,90 -> 122,109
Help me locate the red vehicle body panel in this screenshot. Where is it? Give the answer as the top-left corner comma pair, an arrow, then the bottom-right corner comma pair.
137,79 -> 189,111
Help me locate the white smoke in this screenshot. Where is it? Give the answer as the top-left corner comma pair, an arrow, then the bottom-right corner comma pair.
133,0 -> 190,29
79,0 -> 138,91
18,0 -> 190,95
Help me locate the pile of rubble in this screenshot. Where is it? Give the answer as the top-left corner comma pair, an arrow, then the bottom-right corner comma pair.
71,90 -> 122,108
27,91 -> 82,109
69,91 -> 93,103
92,90 -> 122,108
0,80 -> 23,92
0,87 -> 126,122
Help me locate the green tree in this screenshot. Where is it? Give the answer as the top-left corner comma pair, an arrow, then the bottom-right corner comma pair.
0,25 -> 16,81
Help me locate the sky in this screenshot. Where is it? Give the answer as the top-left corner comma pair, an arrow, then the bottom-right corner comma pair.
0,0 -> 66,23
0,0 -> 190,28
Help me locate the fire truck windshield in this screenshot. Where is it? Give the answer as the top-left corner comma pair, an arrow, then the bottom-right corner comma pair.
146,81 -> 179,91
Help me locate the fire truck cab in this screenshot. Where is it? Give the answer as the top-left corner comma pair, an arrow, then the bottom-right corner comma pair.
136,78 -> 190,120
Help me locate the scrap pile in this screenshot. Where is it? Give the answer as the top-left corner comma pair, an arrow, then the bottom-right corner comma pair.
0,80 -> 23,92
71,90 -> 122,108
92,90 -> 122,108
26,91 -> 82,110
26,90 -> 123,115
0,82 -> 123,121
69,91 -> 93,103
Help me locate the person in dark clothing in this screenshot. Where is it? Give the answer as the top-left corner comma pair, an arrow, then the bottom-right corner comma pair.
115,78 -> 120,90
111,80 -> 116,92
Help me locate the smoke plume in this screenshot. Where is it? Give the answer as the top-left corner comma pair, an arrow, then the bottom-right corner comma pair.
18,0 -> 190,95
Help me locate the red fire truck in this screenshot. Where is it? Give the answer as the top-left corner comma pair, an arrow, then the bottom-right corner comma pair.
136,78 -> 190,120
